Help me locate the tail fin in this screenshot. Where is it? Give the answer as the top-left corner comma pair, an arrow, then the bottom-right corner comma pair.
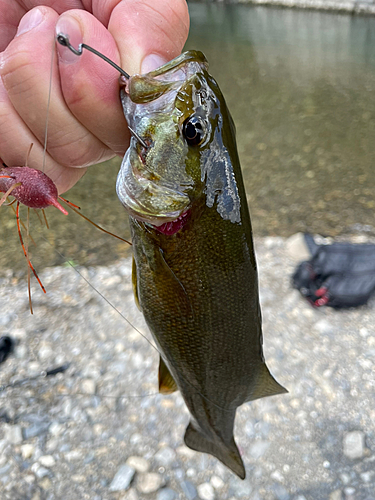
184,422 -> 246,479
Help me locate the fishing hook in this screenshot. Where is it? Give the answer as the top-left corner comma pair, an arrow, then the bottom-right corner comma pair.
56,33 -> 130,79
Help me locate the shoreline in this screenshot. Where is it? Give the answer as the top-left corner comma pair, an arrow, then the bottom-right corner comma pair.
189,0 -> 375,15
1,236 -> 375,498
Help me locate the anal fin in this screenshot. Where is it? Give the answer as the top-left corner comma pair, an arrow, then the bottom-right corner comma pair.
159,357 -> 178,395
247,363 -> 288,402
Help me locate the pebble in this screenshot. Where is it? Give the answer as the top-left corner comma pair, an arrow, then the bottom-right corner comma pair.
31,464 -> 50,479
329,490 -> 343,500
343,431 -> 365,459
181,480 -> 198,500
197,482 -> 215,500
154,447 -> 176,466
81,379 -> 96,395
313,319 -> 333,335
109,464 -> 135,492
285,232 -> 311,261
5,425 -> 23,445
23,422 -> 50,440
249,441 -> 270,459
21,444 -> 34,459
39,455 -> 55,467
122,490 -> 138,500
157,488 -> 177,500
136,472 -> 163,494
210,476 -> 224,490
126,456 -> 150,473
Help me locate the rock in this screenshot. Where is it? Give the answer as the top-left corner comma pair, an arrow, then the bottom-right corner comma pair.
109,464 -> 135,492
31,464 -> 51,479
329,490 -> 343,500
360,471 -> 373,482
81,379 -> 96,395
181,480 -> 198,500
197,482 -> 215,500
121,489 -> 138,500
210,476 -> 224,490
272,483 -> 290,500
343,431 -> 365,459
126,456 -> 149,473
285,233 -> 311,261
5,425 -> 23,445
136,472 -> 163,494
21,444 -> 34,459
313,319 -> 333,335
154,447 -> 176,466
344,487 -> 355,499
23,422 -> 50,439
249,441 -> 270,459
39,455 -> 55,467
157,488 -> 177,500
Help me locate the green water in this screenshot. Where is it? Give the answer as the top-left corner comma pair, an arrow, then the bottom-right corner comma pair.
1,4 -> 375,275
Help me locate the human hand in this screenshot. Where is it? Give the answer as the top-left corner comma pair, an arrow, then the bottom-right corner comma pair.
0,0 -> 189,193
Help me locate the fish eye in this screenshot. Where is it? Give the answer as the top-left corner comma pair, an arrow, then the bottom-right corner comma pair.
182,116 -> 206,146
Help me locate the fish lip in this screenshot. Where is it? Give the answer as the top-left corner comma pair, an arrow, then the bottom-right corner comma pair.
116,148 -> 190,225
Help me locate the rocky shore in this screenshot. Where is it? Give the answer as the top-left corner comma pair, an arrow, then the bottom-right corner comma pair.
0,236 -> 374,500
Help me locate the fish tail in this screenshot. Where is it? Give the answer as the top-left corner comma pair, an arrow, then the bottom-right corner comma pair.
184,422 -> 246,479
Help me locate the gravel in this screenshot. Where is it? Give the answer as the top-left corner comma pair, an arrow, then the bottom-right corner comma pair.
1,236 -> 375,499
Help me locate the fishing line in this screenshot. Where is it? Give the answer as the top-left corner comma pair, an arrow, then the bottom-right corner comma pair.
37,234 -> 235,413
42,38 -> 55,173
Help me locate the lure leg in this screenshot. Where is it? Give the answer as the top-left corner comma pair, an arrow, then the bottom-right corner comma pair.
0,181 -> 21,208
16,201 -> 46,295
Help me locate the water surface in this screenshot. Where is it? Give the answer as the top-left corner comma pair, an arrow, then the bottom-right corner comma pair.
1,4 -> 375,275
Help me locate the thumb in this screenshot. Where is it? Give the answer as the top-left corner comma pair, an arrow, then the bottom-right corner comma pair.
107,0 -> 190,75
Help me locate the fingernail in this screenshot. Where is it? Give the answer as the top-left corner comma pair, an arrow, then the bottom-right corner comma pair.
141,54 -> 168,74
16,8 -> 44,36
55,15 -> 83,64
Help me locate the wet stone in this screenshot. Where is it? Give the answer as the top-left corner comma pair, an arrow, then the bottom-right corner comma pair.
157,488 -> 177,500
23,422 -> 50,440
197,482 -> 215,500
126,456 -> 149,473
154,447 -> 176,466
5,424 -> 23,444
343,431 -> 365,459
136,472 -> 164,494
272,483 -> 290,500
39,455 -> 55,468
181,480 -> 198,500
329,490 -> 343,500
109,464 -> 135,492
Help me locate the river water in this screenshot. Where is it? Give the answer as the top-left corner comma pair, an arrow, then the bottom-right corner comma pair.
1,4 -> 375,274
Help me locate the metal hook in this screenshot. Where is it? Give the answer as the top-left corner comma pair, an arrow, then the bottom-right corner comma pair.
56,33 -> 130,79
128,126 -> 148,149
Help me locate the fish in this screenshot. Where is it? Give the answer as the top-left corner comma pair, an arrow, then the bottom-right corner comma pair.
116,51 -> 287,479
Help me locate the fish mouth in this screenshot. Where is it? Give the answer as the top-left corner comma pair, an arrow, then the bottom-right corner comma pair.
116,147 -> 190,226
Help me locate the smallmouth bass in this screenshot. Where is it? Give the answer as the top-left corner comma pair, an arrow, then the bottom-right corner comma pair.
116,51 -> 287,479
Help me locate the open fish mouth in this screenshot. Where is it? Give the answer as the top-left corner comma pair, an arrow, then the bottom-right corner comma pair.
116,146 -> 190,226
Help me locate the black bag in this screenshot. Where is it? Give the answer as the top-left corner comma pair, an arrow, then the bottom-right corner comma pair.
292,234 -> 375,308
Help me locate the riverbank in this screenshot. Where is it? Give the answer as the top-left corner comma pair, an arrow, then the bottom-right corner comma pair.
1,236 -> 374,499
189,0 -> 375,15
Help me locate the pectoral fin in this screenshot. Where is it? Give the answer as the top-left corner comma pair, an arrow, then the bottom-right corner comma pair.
246,363 -> 288,402
158,357 -> 178,394
184,422 -> 246,479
